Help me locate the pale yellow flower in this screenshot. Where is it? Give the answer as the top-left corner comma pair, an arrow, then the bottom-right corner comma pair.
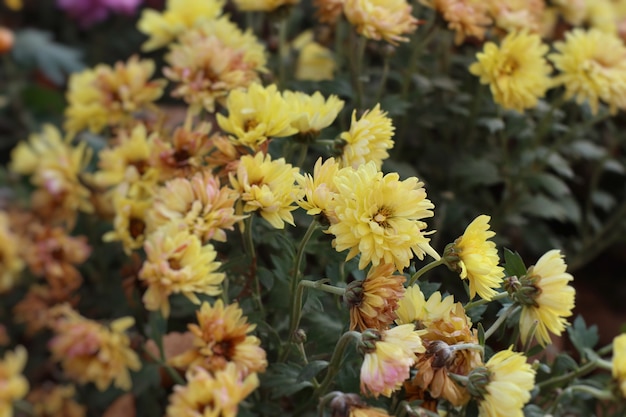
138,0 -> 225,51
395,286 -> 456,328
469,31 -> 552,112
294,39 -> 337,81
233,0 -> 299,12
551,0 -> 586,26
344,0 -> 419,45
328,161 -> 437,271
0,346 -> 29,417
612,333 -> 626,397
295,157 -> 340,219
102,195 -> 152,254
0,211 -> 24,293
586,0 -> 617,34
283,90 -> 344,136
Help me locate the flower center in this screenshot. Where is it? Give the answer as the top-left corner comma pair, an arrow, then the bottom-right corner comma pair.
373,206 -> 393,228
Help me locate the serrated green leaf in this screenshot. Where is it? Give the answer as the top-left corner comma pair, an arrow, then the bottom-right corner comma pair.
132,363 -> 161,395
296,360 -> 329,382
552,353 -> 578,375
503,248 -> 527,277
567,316 -> 599,356
518,194 -> 571,221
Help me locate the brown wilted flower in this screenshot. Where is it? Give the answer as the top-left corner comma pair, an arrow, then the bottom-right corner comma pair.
14,284 -> 78,336
343,0 -> 420,45
314,0 -> 344,24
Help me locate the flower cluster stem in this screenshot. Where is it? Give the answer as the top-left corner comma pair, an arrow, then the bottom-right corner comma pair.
465,291 -> 509,310
408,258 -> 445,286
484,304 -> 519,340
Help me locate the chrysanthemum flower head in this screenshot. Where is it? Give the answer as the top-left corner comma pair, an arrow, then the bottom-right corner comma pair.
229,152 -> 302,229
359,324 -> 425,397
444,215 -> 504,301
295,157 -> 340,221
469,347 -> 535,417
328,161 -> 437,271
233,0 -> 299,12
47,304 -> 141,391
165,364 -> 259,417
0,211 -> 24,293
283,90 -> 344,139
292,32 -> 337,81
487,0 -> 545,34
27,384 -> 86,417
64,56 -> 166,136
549,28 -> 626,115
0,346 -> 29,416
137,0 -> 225,51
612,333 -> 626,397
551,0 -> 586,26
14,284 -> 64,337
139,223 -> 225,318
169,300 -> 267,376
314,0 -> 345,24
346,263 -> 406,331
469,30 -> 552,112
339,104 -> 394,170
511,249 -> 576,346
102,195 -> 152,254
344,0 -> 419,45
395,285 -> 455,329
422,0 -> 491,45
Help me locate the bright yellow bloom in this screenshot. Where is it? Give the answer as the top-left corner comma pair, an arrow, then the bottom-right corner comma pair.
217,83 -> 298,149
0,211 -> 24,293
292,32 -> 337,81
48,305 -> 141,391
612,333 -> 626,397
233,0 -> 299,12
395,286 -> 455,328
328,161 -> 437,271
139,224 -> 225,318
169,300 -> 267,376
137,0 -> 225,51
165,364 -> 259,417
469,31 -> 552,112
102,195 -> 152,254
229,152 -> 302,229
28,384 -> 86,417
476,348 -> 535,417
64,56 -> 166,135
339,104 -> 394,170
347,263 -> 406,331
147,170 -> 243,243
295,157 -> 340,219
0,346 -> 28,417
164,18 -> 267,114
283,90 -> 344,137
360,324 -> 425,398
518,249 -> 576,346
550,28 -> 626,115
446,215 -> 504,301
343,0 -> 419,45
421,0 -> 491,45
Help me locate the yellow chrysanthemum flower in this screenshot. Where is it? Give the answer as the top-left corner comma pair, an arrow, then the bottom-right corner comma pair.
487,0 -> 545,34
473,348 -> 535,417
139,224 -> 225,318
395,285 -> 455,328
586,0 -> 617,34
233,0 -> 299,12
64,56 -> 166,136
0,346 -> 29,417
551,0 -> 586,26
169,300 -> 267,376
166,364 -> 259,417
328,161 -> 437,271
0,211 -> 24,293
445,215 -> 504,301
137,0 -> 225,51
469,31 -> 552,112
48,305 -> 141,391
292,31 -> 337,81
28,384 -> 86,417
517,249 -> 576,346
102,195 -> 152,254
612,333 -> 626,397
229,152 -> 302,229
550,28 -> 626,115
295,157 -> 340,219
360,324 -> 425,398
343,0 -> 419,45
283,90 -> 344,137
339,104 -> 394,170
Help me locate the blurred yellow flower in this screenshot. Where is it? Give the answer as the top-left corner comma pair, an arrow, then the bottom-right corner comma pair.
28,384 -> 86,417
339,104 -> 394,169
283,90 -> 344,137
295,157 -> 340,220
469,31 -> 552,112
139,224 -> 225,317
233,0 -> 299,12
551,0 -> 586,26
487,0 -> 545,34
586,0 -> 617,34
613,333 -> 626,397
0,346 -> 28,417
229,152 -> 302,229
64,56 -> 166,136
517,249 -> 575,346
102,195 -> 152,254
550,28 -> 626,115
328,161 -> 437,271
344,0 -> 419,45
295,41 -> 337,81
445,215 -> 504,301
421,0 -> 491,44
137,0 -> 225,51
4,0 -> 21,10
0,211 -> 24,294
48,305 -> 141,391
169,300 -> 267,376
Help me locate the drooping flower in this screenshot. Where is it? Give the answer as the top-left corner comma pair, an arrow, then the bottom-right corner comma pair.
233,0 -> 299,12
549,28 -> 626,115
514,249 -> 576,346
346,263 -> 406,331
27,384 -> 86,417
0,346 -> 29,417
139,224 -> 225,318
137,0 -> 225,51
343,0 -> 419,45
359,325 -> 425,398
165,364 -> 259,417
229,152 -> 302,229
328,161 -> 437,271
612,333 -> 626,397
47,304 -> 141,391
64,56 -> 166,136
0,211 -> 24,293
295,157 -> 340,221
444,215 -> 504,301
421,0 -> 491,44
339,104 -> 394,170
471,348 -> 535,417
282,90 -> 344,138
169,300 -> 267,376
469,30 -> 552,112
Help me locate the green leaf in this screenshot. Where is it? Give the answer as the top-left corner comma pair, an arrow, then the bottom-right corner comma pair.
518,194 -> 573,222
379,94 -> 412,117
524,404 -> 545,417
592,190 -> 616,211
132,363 -> 161,395
567,315 -> 599,356
568,140 -> 606,160
477,117 -> 505,133
147,311 -> 167,359
552,353 -> 578,376
452,157 -> 501,187
528,172 -> 570,197
503,248 -> 527,277
296,360 -> 329,382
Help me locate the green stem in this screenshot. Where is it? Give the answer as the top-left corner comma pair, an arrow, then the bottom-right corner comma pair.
296,143 -> 309,168
143,346 -> 186,386
300,279 -> 346,295
278,18 -> 289,89
533,93 -> 566,147
408,258 -> 445,286
464,292 -> 509,310
353,35 -> 367,109
449,343 -> 484,354
374,55 -> 390,104
597,343 -> 614,356
484,304 -> 519,340
314,331 -> 362,397
566,385 -> 614,400
537,359 -> 599,390
244,216 -> 256,260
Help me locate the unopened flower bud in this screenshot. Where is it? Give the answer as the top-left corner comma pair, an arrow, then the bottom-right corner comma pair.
466,366 -> 491,399
344,280 -> 364,307
426,340 -> 454,368
358,329 -> 381,354
294,329 -> 307,344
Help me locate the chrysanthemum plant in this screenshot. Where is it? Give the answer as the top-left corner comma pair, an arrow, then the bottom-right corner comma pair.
2,0 -> 626,416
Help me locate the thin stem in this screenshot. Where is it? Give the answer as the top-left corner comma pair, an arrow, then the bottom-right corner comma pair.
566,385 -> 614,400
484,304 -> 519,340
353,35 -> 367,109
597,342 -> 614,356
244,216 -> 256,260
296,143 -> 309,169
314,331 -> 362,397
464,291 -> 509,310
143,346 -> 186,386
449,343 -> 484,354
374,55 -> 390,104
300,279 -> 346,295
278,17 -> 289,89
408,258 -> 445,286
537,359 -> 599,390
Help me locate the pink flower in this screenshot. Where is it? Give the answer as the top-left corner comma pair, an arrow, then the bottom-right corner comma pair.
57,0 -> 143,27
